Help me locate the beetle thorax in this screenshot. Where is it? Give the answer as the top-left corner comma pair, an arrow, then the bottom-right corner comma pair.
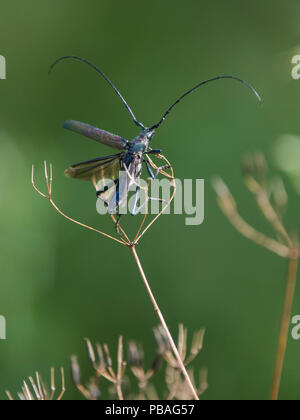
129,134 -> 149,154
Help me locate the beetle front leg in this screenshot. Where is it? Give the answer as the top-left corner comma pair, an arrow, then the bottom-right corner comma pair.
145,149 -> 162,155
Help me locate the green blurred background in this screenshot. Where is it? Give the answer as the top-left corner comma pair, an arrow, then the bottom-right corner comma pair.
1,0 -> 300,400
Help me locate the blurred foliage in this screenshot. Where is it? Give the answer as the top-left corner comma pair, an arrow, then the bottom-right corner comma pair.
1,0 -> 300,400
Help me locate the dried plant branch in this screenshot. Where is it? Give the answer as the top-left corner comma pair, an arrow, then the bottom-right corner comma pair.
244,175 -> 293,248
6,368 -> 65,401
271,254 -> 299,400
72,325 -> 205,400
32,155 -> 175,247
71,355 -> 97,400
116,336 -> 125,400
128,339 -> 162,399
36,372 -> 44,400
212,177 -> 291,259
32,162 -> 125,246
133,178 -> 152,242
185,329 -> 206,366
134,154 -> 176,244
74,337 -> 127,400
5,391 -> 13,401
213,155 -> 299,401
57,368 -> 66,400
29,376 -> 41,400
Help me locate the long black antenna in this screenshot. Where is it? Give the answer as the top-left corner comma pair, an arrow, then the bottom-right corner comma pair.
49,55 -> 145,129
150,75 -> 262,130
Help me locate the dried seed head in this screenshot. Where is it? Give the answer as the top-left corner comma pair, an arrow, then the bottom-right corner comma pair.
154,325 -> 171,355
192,329 -> 205,354
85,338 -> 96,364
128,341 -> 144,367
151,354 -> 162,373
70,355 -> 81,386
87,378 -> 101,400
104,344 -> 113,367
96,343 -> 106,371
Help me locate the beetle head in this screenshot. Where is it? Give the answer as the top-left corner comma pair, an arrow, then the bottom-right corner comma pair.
140,128 -> 155,141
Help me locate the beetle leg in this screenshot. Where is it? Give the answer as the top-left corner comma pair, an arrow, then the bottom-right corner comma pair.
145,149 -> 162,155
143,159 -> 156,179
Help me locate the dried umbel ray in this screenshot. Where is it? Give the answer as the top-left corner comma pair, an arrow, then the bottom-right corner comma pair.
6,367 -> 65,401
71,325 -> 207,401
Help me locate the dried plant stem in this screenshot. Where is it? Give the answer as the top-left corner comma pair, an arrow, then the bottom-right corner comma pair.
271,255 -> 299,401
7,368 -> 65,401
116,336 -> 125,401
213,179 -> 291,259
213,174 -> 299,400
130,245 -> 199,401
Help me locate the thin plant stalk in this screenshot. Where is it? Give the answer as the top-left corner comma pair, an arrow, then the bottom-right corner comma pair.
6,368 -> 65,400
271,255 -> 299,400
116,336 -> 125,401
131,245 -> 199,401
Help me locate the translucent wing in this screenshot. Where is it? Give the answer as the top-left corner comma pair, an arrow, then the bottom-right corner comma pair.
65,153 -> 142,214
65,153 -> 124,183
66,153 -> 125,207
64,120 -> 128,150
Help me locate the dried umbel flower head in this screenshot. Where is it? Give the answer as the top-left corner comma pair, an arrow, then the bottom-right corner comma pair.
128,341 -> 144,368
32,154 -> 175,248
6,368 -> 65,401
71,336 -> 127,401
71,325 -> 206,400
71,355 -> 101,400
154,324 -> 206,400
127,339 -> 163,399
213,153 -> 300,401
213,153 -> 296,258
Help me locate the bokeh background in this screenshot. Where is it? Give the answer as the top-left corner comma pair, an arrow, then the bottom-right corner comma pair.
1,0 -> 300,400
